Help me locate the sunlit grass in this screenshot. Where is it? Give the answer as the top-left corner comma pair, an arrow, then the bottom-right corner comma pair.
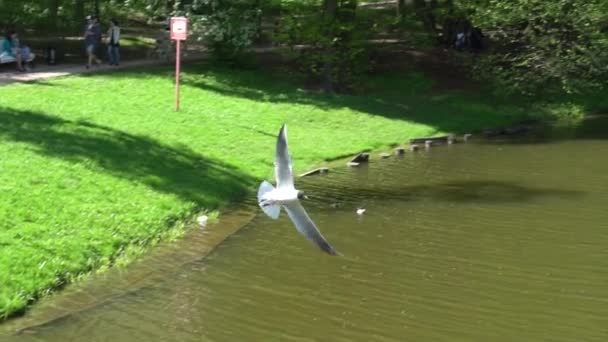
0,62 -> 527,319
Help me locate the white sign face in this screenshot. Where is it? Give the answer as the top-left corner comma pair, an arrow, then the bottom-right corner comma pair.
172,21 -> 186,34
170,17 -> 188,40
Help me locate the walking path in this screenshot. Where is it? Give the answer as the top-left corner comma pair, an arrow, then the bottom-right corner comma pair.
0,53 -> 205,86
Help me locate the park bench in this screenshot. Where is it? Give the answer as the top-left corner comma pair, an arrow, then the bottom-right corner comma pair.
0,38 -> 36,67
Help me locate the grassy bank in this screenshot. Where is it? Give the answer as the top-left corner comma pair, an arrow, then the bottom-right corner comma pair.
0,61 -> 532,319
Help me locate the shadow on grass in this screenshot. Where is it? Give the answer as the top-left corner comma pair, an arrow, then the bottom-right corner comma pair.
33,55 -> 607,143
0,107 -> 256,208
181,64 -> 525,133
88,61 -> 528,135
179,62 -> 608,138
96,49 -> 608,138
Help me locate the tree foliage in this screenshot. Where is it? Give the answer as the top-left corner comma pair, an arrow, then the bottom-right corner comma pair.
454,0 -> 608,94
2,0 -> 606,96
0,0 -> 174,32
184,0 -> 262,59
274,0 -> 378,92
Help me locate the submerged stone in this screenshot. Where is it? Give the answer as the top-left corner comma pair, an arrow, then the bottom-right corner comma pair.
350,153 -> 370,163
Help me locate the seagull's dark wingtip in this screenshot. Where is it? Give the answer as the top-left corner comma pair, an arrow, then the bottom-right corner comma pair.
328,248 -> 342,256
331,250 -> 342,256
321,244 -> 341,256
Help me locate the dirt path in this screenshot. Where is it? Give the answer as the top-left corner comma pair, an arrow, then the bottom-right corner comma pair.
0,53 -> 206,86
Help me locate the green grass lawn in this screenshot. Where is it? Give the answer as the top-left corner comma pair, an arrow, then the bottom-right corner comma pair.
0,61 -> 530,319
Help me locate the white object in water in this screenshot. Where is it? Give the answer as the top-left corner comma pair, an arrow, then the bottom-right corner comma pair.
257,124 -> 339,256
356,208 -> 367,215
197,215 -> 208,227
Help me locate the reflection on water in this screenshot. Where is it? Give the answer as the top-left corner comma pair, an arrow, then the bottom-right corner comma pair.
3,118 -> 608,341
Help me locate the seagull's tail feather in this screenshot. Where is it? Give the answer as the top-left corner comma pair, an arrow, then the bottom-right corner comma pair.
258,181 -> 281,219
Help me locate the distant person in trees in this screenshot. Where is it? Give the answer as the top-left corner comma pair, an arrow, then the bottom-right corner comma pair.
84,15 -> 102,68
106,18 -> 120,65
455,31 -> 466,50
470,27 -> 484,51
1,30 -> 24,71
442,17 -> 457,47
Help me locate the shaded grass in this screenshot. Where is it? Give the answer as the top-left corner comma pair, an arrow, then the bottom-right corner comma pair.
0,61 -> 529,319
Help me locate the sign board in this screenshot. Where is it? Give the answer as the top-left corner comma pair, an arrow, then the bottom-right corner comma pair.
171,17 -> 188,111
170,17 -> 188,40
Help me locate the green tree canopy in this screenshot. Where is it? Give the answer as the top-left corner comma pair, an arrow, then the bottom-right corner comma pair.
456,0 -> 608,94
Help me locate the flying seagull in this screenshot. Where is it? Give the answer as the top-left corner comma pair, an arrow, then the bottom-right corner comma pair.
257,124 -> 339,256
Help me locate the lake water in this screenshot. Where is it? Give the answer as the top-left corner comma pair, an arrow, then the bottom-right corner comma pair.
2,118 -> 608,341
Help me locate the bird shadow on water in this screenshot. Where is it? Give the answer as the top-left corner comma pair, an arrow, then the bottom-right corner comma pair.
476,115 -> 608,145
0,107 -> 256,208
300,179 -> 585,210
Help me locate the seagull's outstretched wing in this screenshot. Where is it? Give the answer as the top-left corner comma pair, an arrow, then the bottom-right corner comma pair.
284,200 -> 339,256
275,124 -> 294,189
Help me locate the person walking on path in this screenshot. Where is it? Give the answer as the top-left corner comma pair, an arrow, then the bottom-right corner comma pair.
107,19 -> 121,66
84,15 -> 102,68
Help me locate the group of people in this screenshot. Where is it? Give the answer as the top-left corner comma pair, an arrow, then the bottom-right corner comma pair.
1,30 -> 33,72
1,15 -> 121,72
84,15 -> 121,68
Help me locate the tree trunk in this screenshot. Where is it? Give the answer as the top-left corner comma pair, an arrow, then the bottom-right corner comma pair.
74,0 -> 85,33
427,0 -> 438,35
324,0 -> 338,19
94,0 -> 100,17
166,0 -> 175,15
321,0 -> 338,93
49,0 -> 59,30
254,0 -> 263,43
413,0 -> 437,34
396,0 -> 405,17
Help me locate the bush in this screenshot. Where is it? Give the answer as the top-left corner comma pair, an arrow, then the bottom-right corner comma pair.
186,0 -> 261,60
274,5 -> 379,92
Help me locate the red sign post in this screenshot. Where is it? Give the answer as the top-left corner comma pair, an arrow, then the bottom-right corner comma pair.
170,17 -> 188,111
